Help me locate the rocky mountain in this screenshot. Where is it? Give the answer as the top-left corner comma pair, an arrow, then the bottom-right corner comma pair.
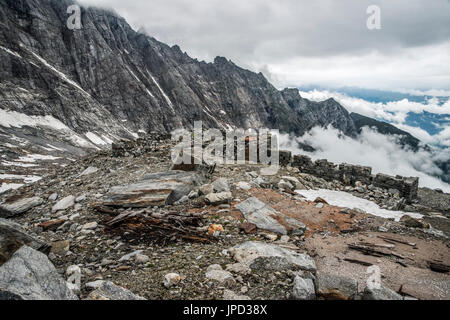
0,0 -> 358,154
3,0 -> 443,193
350,113 -> 421,151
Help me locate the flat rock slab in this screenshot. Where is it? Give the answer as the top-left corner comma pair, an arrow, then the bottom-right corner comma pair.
231,241 -> 316,272
0,197 -> 43,218
98,170 -> 207,208
0,246 -> 78,300
86,281 -> 146,300
235,197 -> 306,235
52,195 -> 75,213
0,218 -> 50,265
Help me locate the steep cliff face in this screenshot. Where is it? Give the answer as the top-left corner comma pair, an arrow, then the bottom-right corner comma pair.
0,0 -> 358,151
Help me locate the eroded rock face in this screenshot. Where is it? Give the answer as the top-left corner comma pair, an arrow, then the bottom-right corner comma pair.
0,0 -> 362,168
0,197 -> 43,218
231,241 -> 316,272
0,246 -> 78,300
98,170 -> 207,208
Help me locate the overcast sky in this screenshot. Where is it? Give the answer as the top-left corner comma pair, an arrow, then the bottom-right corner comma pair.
79,0 -> 450,91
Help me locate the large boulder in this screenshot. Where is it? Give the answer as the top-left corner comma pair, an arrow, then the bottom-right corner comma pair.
235,197 -> 306,235
0,246 -> 78,300
0,197 -> 43,218
231,241 -> 316,272
0,218 -> 50,264
98,170 -> 207,208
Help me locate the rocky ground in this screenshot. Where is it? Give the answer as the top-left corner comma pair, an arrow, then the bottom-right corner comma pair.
0,136 -> 449,300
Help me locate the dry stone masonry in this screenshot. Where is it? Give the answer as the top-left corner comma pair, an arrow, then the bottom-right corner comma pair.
280,152 -> 419,203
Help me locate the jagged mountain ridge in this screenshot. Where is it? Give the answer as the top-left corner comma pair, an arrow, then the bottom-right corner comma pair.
0,0 -> 358,144
0,0 -> 427,179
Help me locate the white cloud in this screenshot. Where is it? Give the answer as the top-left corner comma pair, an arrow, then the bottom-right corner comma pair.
298,89 -> 450,147
79,0 -> 450,91
279,126 -> 450,192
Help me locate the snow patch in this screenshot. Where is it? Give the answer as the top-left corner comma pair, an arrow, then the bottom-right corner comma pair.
85,132 -> 108,146
147,71 -> 174,111
18,154 -> 60,163
0,109 -> 69,131
0,45 -> 22,59
295,189 -> 423,221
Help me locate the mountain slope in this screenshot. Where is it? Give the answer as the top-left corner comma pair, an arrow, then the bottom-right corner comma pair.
350,113 -> 421,151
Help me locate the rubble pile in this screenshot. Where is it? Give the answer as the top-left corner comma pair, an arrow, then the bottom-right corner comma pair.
0,135 -> 448,300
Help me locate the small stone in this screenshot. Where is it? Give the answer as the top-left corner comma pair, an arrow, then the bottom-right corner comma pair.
205,268 -> 235,284
85,280 -> 106,290
82,222 -> 98,231
236,182 -> 252,191
208,224 -> 224,235
292,276 -> 316,300
212,177 -> 230,192
52,196 -> 75,213
223,289 -> 250,300
38,219 -> 65,231
119,250 -> 143,262
163,273 -> 183,288
81,167 -> 99,176
226,263 -> 251,275
51,240 -> 70,255
48,193 -> 58,202
135,254 -> 150,264
239,222 -> 257,234
205,192 -> 232,205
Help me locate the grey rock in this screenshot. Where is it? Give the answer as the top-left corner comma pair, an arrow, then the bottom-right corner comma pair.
0,246 -> 78,300
205,192 -> 232,205
223,289 -> 251,300
205,268 -> 235,284
86,281 -> 145,300
0,218 -> 50,264
316,272 -> 358,300
100,171 -> 207,208
163,273 -> 183,288
80,167 -> 99,176
119,250 -> 143,262
81,222 -> 98,231
0,197 -> 43,218
292,276 -> 316,300
362,285 -> 403,300
52,196 -> 75,213
231,241 -> 316,272
48,193 -> 58,202
235,197 -> 305,235
212,178 -> 230,193
236,181 -> 252,191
